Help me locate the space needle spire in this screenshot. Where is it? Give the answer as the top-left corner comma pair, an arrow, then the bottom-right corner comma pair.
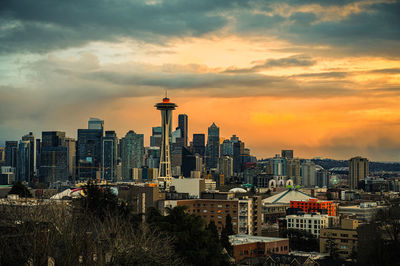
155,92 -> 177,190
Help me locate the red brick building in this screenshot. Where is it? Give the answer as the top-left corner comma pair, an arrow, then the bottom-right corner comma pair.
290,198 -> 337,216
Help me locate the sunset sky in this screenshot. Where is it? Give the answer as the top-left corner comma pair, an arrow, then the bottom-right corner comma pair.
1,0 -> 400,161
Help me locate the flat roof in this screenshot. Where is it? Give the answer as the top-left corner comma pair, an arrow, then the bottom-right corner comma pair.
229,234 -> 288,246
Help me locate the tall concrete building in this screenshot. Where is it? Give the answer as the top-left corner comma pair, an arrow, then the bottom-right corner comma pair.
301,160 -> 316,187
121,130 -> 144,180
192,133 -> 205,157
102,131 -> 118,181
219,155 -> 233,181
272,154 -> 286,176
206,123 -> 220,170
155,96 -> 177,190
349,156 -> 369,190
286,158 -> 301,185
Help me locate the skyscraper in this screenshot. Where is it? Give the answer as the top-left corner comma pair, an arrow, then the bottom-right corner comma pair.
349,156 -> 369,190
206,122 -> 220,170
21,132 -> 36,179
281,150 -> 294,159
120,130 -> 144,180
17,141 -> 31,182
192,134 -> 205,157
77,127 -> 103,180
40,131 -> 73,184
150,126 -> 162,147
177,114 -> 188,147
301,160 -> 316,187
102,131 -> 118,181
5,141 -> 18,168
88,117 -> 104,131
155,96 -> 177,190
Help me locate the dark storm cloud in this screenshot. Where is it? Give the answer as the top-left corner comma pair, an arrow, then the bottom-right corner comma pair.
224,55 -> 316,73
234,1 -> 400,56
1,0 -> 399,55
0,0 -> 248,53
369,68 -> 400,74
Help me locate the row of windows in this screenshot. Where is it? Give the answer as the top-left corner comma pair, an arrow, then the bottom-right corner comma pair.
239,246 -> 288,256
287,219 -> 324,224
193,203 -> 237,208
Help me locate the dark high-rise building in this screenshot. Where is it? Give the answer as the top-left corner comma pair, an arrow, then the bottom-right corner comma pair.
349,156 -> 369,190
192,134 -> 205,157
17,140 -> 31,182
206,123 -> 220,170
77,128 -> 103,180
5,141 -> 18,168
36,139 -> 41,174
21,132 -> 36,179
171,146 -> 196,177
177,114 -> 188,147
102,131 -> 118,181
150,126 -> 162,147
221,139 -> 233,156
42,131 -> 66,147
40,146 -> 69,183
233,141 -> 242,174
281,150 -> 294,159
40,131 -> 74,183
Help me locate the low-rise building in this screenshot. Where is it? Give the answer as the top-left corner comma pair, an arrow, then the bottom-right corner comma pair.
286,213 -> 338,238
290,198 -> 338,216
338,202 -> 387,223
320,219 -> 358,258
229,234 -> 289,263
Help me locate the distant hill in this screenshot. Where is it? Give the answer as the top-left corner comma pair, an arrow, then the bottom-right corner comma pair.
312,159 -> 400,172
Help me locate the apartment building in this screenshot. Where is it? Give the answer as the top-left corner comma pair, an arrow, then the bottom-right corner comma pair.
320,219 -> 358,258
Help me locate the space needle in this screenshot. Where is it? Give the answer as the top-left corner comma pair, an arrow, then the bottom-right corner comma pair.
155,92 -> 177,190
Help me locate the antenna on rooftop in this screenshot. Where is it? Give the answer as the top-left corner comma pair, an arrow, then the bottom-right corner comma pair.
165,89 -> 168,98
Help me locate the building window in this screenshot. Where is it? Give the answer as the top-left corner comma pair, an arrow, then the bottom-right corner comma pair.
203,210 -> 207,213
218,204 -> 222,208
341,234 -> 349,237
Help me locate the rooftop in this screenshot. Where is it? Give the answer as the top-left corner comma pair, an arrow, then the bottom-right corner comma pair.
229,234 -> 288,246
263,189 -> 315,204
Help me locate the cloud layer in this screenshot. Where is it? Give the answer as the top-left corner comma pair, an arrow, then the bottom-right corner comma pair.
0,0 -> 400,161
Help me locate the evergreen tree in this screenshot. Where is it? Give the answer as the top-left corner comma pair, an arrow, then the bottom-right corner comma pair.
8,182 -> 32,198
147,207 -> 231,266
220,214 -> 234,256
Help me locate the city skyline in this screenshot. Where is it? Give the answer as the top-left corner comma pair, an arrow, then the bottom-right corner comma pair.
1,0 -> 400,161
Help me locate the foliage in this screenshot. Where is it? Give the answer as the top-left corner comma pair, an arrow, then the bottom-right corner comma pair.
79,180 -> 137,223
280,229 -> 319,252
357,205 -> 400,266
147,206 -> 231,266
0,192 -> 180,265
220,214 -> 234,256
8,181 -> 32,198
